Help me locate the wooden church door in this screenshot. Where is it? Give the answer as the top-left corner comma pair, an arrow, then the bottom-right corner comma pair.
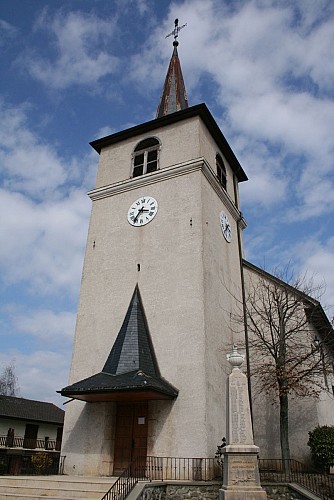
113,402 -> 148,475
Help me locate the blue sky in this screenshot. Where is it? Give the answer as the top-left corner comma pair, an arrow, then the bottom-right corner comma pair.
1,0 -> 334,406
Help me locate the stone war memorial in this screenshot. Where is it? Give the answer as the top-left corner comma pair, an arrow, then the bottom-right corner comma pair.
219,346 -> 267,500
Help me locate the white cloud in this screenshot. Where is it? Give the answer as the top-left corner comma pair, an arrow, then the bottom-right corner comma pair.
0,188 -> 90,295
234,137 -> 287,207
296,237 -> 334,312
0,100 -> 93,200
21,9 -> 119,89
13,309 -> 76,345
0,19 -> 18,46
94,126 -> 117,140
0,350 -> 70,405
0,100 -> 95,295
129,0 -> 334,216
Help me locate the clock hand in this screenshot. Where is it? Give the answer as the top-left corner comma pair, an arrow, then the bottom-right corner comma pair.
134,207 -> 144,223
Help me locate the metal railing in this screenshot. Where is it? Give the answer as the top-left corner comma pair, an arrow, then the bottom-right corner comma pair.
145,456 -> 221,481
100,456 -> 221,500
0,434 -> 61,451
100,457 -> 333,500
101,457 -> 145,500
259,458 -> 334,500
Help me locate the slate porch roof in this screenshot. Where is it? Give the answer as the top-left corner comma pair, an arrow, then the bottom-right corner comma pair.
59,285 -> 178,402
0,395 -> 64,425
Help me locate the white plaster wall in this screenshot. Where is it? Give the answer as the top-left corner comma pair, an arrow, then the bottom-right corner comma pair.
62,167 -> 210,474
62,401 -> 115,475
0,418 -> 61,440
243,264 -> 334,462
198,120 -> 237,204
62,114 -> 246,475
200,174 -> 244,457
95,117 -> 201,188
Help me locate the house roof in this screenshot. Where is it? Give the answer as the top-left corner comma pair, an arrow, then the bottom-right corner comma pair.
0,395 -> 64,425
59,285 -> 178,402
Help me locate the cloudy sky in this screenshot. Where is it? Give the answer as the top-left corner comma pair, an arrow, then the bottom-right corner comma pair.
1,0 -> 333,406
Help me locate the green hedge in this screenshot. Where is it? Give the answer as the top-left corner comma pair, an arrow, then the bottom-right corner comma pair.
308,425 -> 334,472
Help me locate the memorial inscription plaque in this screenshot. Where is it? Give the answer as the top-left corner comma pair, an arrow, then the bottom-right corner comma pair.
229,373 -> 253,445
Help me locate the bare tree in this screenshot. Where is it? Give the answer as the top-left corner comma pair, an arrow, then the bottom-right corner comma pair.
0,363 -> 19,396
245,267 -> 333,463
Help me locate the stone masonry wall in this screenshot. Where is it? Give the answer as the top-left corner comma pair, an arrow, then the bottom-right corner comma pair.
138,483 -> 221,500
138,483 -> 312,500
264,485 -> 309,500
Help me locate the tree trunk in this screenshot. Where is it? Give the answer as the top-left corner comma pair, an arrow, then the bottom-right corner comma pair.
279,391 -> 290,473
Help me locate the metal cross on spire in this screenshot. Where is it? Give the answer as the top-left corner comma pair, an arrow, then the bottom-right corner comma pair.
165,18 -> 187,47
156,17 -> 189,118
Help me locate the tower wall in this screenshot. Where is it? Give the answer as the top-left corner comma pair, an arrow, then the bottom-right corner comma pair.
61,114 -> 245,475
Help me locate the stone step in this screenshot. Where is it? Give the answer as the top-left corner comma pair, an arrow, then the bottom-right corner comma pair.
0,475 -> 113,490
0,475 -> 117,500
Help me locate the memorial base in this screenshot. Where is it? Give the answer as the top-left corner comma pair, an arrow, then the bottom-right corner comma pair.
219,445 -> 267,500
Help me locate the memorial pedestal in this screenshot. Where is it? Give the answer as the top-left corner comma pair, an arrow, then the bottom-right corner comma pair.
219,445 -> 267,499
219,346 -> 267,500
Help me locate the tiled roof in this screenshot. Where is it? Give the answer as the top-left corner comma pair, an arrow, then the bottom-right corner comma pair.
59,285 -> 178,401
0,395 -> 64,425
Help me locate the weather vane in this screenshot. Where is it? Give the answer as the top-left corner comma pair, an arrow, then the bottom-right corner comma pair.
165,18 -> 187,46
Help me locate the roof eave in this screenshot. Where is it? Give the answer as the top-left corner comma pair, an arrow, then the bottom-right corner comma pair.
58,386 -> 178,402
0,414 -> 64,425
90,104 -> 247,183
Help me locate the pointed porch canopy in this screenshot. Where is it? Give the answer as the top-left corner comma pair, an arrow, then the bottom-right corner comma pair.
58,286 -> 178,402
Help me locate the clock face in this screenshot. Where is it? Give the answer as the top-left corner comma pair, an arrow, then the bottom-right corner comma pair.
220,210 -> 232,243
127,196 -> 158,226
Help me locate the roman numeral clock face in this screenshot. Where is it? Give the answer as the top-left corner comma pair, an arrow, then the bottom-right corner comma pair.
127,196 -> 158,226
220,210 -> 232,242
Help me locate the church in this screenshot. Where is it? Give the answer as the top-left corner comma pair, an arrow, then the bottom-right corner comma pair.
59,20 -> 334,477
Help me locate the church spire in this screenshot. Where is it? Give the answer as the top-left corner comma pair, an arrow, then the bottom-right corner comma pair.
156,18 -> 189,118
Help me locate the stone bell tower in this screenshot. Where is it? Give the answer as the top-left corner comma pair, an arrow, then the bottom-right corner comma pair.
59,19 -> 248,477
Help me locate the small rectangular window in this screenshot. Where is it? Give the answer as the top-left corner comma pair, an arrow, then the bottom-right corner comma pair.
146,151 -> 157,173
147,150 -> 157,162
133,153 -> 144,177
133,166 -> 143,177
216,154 -> 227,190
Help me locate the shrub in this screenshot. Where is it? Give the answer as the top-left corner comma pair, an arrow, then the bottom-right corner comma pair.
307,425 -> 334,472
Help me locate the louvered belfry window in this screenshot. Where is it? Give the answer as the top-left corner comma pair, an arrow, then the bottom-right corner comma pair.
216,153 -> 227,190
132,138 -> 160,178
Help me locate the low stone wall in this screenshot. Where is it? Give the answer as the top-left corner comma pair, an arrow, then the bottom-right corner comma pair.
138,482 -> 315,500
263,484 -> 314,500
166,483 -> 221,499
138,482 -> 221,500
139,485 -> 166,500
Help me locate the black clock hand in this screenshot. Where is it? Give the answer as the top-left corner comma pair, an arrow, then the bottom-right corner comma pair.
134,207 -> 144,223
